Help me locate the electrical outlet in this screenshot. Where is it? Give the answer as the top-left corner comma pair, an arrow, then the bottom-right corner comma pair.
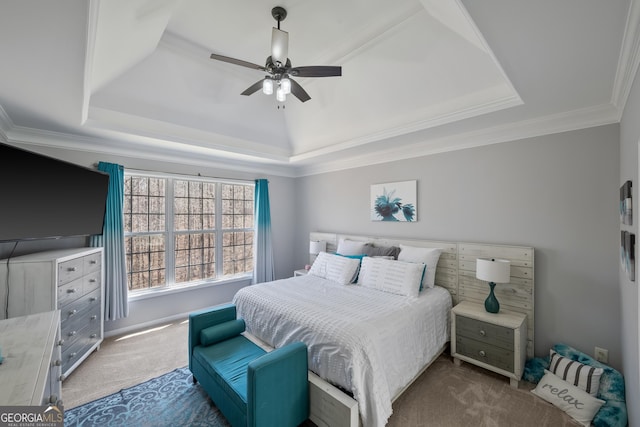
595,347 -> 608,364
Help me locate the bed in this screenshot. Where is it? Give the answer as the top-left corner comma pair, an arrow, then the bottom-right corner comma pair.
233,274 -> 451,427
232,233 -> 535,427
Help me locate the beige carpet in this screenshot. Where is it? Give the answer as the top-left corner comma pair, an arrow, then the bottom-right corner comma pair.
62,319 -> 190,408
63,319 -> 576,426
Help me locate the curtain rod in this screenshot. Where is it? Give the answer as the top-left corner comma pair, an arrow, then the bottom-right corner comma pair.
92,163 -> 264,184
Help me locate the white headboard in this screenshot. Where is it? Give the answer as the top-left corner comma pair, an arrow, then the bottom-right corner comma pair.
309,232 -> 535,358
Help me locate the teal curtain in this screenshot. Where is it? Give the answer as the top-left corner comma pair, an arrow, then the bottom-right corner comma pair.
90,162 -> 128,321
254,179 -> 274,283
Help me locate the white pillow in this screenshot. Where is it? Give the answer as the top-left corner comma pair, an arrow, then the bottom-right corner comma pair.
531,370 -> 605,427
549,350 -> 603,396
308,252 -> 361,285
357,257 -> 424,297
336,238 -> 367,256
397,245 -> 442,289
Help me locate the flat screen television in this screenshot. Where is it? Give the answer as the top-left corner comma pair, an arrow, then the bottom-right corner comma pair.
0,142 -> 109,242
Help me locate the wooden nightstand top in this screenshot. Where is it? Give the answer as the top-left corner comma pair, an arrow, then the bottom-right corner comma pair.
452,301 -> 526,328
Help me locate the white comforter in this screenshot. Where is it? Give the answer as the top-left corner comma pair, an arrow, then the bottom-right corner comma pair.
232,275 -> 452,427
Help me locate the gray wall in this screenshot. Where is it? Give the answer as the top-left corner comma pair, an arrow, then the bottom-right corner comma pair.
3,117 -> 636,423
619,62 -> 640,425
295,124 -> 622,370
0,146 -> 298,335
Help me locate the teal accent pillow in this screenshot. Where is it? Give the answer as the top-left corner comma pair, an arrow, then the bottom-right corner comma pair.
336,253 -> 367,261
200,319 -> 246,347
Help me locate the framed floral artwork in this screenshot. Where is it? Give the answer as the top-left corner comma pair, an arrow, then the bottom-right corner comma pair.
371,180 -> 417,222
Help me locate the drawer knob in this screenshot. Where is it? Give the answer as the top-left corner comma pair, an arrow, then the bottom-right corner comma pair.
68,267 -> 77,272
68,331 -> 76,337
69,352 -> 77,358
90,333 -> 97,339
53,359 -> 61,366
479,330 -> 486,336
89,279 -> 97,283
67,288 -> 77,294
89,297 -> 97,302
58,339 -> 64,346
90,315 -> 98,321
479,350 -> 486,357
68,309 -> 77,316
90,260 -> 97,264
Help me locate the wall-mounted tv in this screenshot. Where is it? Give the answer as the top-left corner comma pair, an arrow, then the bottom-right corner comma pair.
0,142 -> 109,242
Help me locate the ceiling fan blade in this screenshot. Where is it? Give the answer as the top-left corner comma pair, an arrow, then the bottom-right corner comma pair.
289,66 -> 342,78
271,28 -> 289,66
210,53 -> 265,71
289,78 -> 311,102
240,80 -> 264,96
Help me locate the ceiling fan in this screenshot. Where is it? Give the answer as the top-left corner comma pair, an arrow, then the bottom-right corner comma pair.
209,6 -> 342,103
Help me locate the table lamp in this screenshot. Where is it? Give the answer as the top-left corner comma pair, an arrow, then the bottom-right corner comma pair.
309,240 -> 326,264
476,257 -> 511,313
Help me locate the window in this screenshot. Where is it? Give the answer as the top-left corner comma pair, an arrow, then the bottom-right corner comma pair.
123,172 -> 254,293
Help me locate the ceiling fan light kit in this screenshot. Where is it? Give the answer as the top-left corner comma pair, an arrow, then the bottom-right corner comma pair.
209,6 -> 342,104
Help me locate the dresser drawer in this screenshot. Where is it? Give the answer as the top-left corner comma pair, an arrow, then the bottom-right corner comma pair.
62,324 -> 100,375
83,252 -> 102,274
60,289 -> 100,329
58,257 -> 84,285
456,315 -> 514,351
57,277 -> 84,307
83,270 -> 101,294
456,336 -> 514,373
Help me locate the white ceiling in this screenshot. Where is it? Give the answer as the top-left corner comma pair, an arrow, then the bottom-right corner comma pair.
0,0 -> 636,177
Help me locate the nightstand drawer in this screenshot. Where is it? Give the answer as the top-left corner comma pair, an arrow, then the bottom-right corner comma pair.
456,336 -> 514,373
456,315 -> 514,351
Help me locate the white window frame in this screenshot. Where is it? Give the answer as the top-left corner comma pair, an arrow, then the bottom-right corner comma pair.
124,169 -> 254,297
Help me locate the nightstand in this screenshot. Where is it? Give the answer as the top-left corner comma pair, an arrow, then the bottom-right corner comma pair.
294,269 -> 308,277
451,301 -> 527,388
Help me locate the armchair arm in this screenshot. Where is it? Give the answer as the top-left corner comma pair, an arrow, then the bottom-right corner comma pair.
247,341 -> 309,427
188,303 -> 237,370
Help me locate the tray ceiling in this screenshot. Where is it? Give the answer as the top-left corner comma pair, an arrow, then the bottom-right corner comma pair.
0,0 -> 634,176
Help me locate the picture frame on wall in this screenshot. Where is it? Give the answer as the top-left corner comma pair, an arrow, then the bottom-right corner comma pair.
621,231 -> 635,282
370,180 -> 417,222
620,180 -> 632,225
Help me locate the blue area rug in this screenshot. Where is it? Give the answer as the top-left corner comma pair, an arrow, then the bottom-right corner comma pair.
64,367 -> 231,427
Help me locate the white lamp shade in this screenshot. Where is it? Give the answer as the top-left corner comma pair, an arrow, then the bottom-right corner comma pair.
280,78 -> 291,95
262,78 -> 273,95
309,240 -> 326,255
476,258 -> 511,283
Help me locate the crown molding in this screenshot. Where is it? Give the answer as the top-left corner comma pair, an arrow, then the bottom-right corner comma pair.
290,89 -> 522,162
294,103 -> 620,177
80,0 -> 101,125
3,123 -> 299,178
86,106 -> 291,163
2,101 -> 620,179
611,0 -> 640,116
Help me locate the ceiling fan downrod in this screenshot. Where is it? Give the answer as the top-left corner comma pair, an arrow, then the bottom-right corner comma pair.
271,6 -> 287,30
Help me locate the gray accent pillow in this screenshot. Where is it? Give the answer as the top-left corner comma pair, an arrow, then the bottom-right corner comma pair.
362,243 -> 401,259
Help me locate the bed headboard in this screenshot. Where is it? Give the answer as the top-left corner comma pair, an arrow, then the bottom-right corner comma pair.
309,232 -> 535,358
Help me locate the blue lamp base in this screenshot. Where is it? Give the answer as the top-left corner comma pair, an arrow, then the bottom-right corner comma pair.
484,282 -> 500,313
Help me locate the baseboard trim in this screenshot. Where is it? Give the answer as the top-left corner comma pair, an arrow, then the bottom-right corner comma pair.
103,302 -> 232,338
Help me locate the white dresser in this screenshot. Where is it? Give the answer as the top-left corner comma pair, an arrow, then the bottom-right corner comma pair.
0,247 -> 104,379
0,310 -> 62,405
